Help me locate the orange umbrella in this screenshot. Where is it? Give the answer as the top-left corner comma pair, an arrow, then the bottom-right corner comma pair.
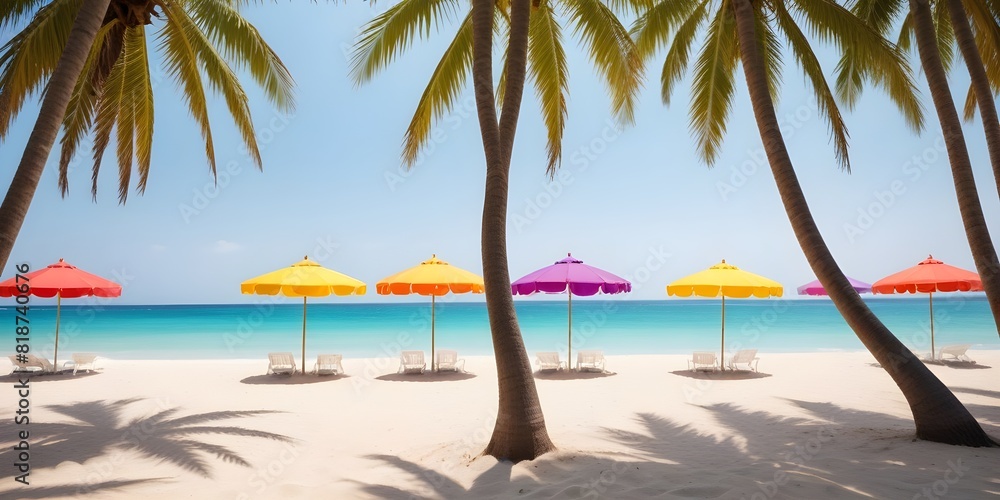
377,255 -> 484,371
0,259 -> 122,369
872,255 -> 982,359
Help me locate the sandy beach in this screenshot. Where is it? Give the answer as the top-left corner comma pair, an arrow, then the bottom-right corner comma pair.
0,351 -> 997,499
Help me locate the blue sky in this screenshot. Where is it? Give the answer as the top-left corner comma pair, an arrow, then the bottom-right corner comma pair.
1,2 -> 997,305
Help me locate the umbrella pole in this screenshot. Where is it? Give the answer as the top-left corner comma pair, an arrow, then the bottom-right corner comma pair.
54,293 -> 62,371
929,292 -> 935,360
431,295 -> 436,372
720,295 -> 725,370
568,291 -> 573,371
302,297 -> 307,374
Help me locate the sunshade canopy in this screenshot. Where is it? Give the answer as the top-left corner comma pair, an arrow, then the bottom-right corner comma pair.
872,255 -> 982,294
667,260 -> 783,298
0,258 -> 122,298
512,254 -> 631,296
241,257 -> 367,297
797,276 -> 872,296
376,255 -> 484,296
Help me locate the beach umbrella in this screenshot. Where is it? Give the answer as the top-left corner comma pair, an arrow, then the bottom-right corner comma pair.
872,255 -> 981,360
667,260 -> 782,369
512,253 -> 631,369
796,276 -> 872,296
376,255 -> 484,371
0,258 -> 122,369
241,256 -> 366,373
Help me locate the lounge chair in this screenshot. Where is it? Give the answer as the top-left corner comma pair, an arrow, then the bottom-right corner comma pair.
398,351 -> 426,374
435,350 -> 466,372
687,351 -> 718,372
576,350 -> 606,372
65,353 -> 100,375
535,352 -> 565,372
727,349 -> 760,372
314,354 -> 344,375
938,344 -> 974,363
9,354 -> 56,374
266,352 -> 297,375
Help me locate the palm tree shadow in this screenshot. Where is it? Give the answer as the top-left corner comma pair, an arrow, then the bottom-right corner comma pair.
0,398 -> 292,484
0,478 -> 166,498
951,386 -> 1000,399
241,373 -> 352,385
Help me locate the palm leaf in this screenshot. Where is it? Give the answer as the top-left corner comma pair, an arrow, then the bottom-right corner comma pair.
527,1 -> 569,174
634,0 -> 706,106
562,0 -> 642,125
187,0 -> 295,111
90,39 -> 128,200
0,0 -> 49,31
933,0 -> 955,72
688,0 -> 738,165
753,1 -> 783,104
0,0 -> 80,138
125,26 -> 154,198
402,10 -> 474,166
773,0 -> 851,170
350,0 -> 463,85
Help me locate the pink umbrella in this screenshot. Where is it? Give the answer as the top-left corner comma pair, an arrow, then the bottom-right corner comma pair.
797,276 -> 872,296
512,253 -> 631,369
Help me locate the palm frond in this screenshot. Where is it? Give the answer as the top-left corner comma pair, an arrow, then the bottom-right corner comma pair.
187,0 -> 295,111
90,38 -> 128,200
631,0 -> 701,58
796,0 -> 923,131
563,0 -> 642,125
636,0 -> 707,106
527,1 -> 569,174
0,0 -> 49,31
126,26 -> 153,197
0,0 -> 80,138
59,21 -> 118,196
402,10 -> 474,166
897,11 -> 913,53
835,0 -> 904,107
933,0 -> 955,72
350,0 -> 462,85
161,2 -> 261,171
773,0 -> 850,170
688,0 -> 738,165
753,1 -> 783,104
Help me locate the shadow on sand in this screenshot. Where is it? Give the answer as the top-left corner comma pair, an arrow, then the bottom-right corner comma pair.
0,371 -> 102,383
376,371 -> 477,382
533,370 -> 617,380
0,398 -> 291,496
669,369 -> 771,380
241,373 -> 352,385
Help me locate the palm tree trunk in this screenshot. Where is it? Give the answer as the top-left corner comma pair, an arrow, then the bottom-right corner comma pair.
732,0 -> 995,446
471,0 -> 555,462
0,0 -> 112,273
948,0 -> 1000,201
910,0 -> 1000,337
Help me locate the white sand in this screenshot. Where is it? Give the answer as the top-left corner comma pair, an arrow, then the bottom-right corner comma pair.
0,351 -> 997,499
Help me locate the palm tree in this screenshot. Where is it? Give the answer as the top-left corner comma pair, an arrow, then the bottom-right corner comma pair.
634,0 -> 995,446
351,0 -> 642,460
0,0 -> 294,272
845,0 -> 1000,337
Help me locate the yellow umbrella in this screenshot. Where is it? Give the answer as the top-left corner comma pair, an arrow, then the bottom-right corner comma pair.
241,256 -> 366,373
377,254 -> 484,371
667,259 -> 782,369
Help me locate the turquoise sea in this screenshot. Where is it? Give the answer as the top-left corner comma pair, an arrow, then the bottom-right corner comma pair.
1,297 -> 997,360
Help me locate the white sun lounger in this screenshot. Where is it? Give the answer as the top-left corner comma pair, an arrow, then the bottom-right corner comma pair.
398,351 -> 426,374
314,354 -> 345,375
66,353 -> 100,375
727,349 -> 760,372
535,352 -> 565,372
576,350 -> 606,372
938,344 -> 974,363
9,354 -> 56,374
435,350 -> 466,372
688,351 -> 718,372
266,352 -> 297,375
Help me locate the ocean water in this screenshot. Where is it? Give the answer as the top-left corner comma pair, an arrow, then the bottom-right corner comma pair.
1,296 -> 996,360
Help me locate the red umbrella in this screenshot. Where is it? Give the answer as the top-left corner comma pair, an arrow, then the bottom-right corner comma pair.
872,255 -> 982,360
0,259 -> 122,369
